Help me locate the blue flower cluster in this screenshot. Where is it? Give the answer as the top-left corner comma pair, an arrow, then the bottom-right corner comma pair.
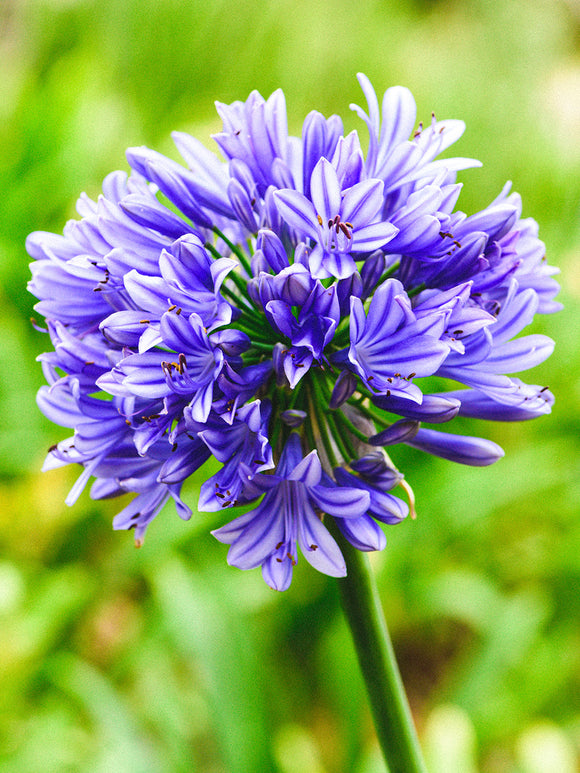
29,75 -> 560,590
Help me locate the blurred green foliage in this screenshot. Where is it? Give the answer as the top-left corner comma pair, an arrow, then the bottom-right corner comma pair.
1,0 -> 579,770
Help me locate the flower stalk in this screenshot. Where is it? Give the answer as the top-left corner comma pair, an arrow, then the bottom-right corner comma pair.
331,523 -> 428,773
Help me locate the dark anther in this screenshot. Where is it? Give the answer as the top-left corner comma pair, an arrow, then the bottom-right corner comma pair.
407,372 -> 416,379
453,330 -> 463,335
539,386 -> 550,393
339,222 -> 352,239
171,443 -> 178,452
48,444 -> 57,453
176,307 -> 182,315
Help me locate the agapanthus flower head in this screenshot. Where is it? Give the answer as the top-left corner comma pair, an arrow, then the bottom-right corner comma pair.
29,74 -> 560,587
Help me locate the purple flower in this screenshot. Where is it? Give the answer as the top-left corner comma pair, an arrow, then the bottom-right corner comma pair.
345,278 -> 450,400
29,75 -> 560,587
274,158 -> 398,279
198,400 -> 274,510
333,462 -> 408,552
211,435 -> 370,590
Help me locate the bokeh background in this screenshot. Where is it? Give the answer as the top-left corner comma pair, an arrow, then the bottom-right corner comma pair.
1,0 -> 579,771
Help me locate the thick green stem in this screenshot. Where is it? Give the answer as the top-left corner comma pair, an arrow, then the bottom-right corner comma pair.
331,526 -> 428,773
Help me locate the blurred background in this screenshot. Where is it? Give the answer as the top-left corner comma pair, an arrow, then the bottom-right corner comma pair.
1,0 -> 579,770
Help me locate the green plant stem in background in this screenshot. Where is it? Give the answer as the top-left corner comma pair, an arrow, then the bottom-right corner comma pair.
332,526 -> 428,773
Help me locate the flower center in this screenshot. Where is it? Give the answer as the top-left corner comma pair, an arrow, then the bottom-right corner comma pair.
317,214 -> 353,253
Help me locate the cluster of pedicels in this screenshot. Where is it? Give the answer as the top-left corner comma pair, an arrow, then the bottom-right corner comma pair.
29,75 -> 560,590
